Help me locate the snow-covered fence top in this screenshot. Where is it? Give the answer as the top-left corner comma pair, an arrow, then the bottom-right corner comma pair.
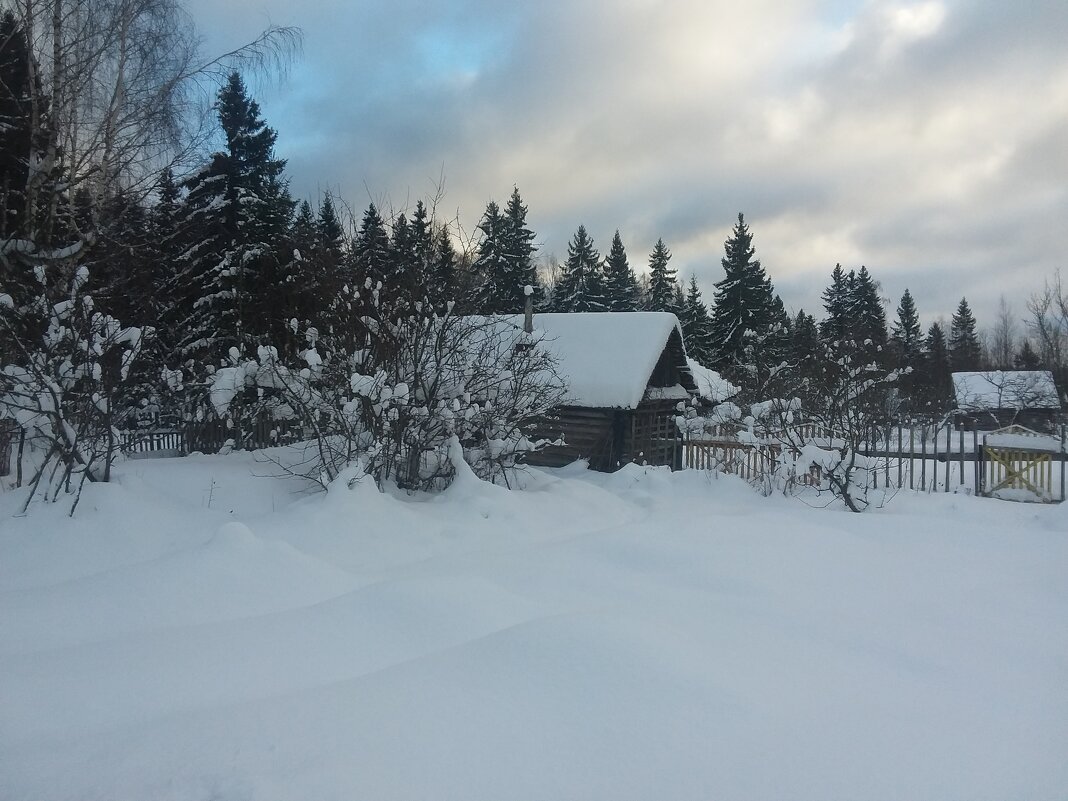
952,370 -> 1060,411
500,312 -> 689,409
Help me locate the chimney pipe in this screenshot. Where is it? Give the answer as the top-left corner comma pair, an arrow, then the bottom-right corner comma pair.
523,285 -> 534,334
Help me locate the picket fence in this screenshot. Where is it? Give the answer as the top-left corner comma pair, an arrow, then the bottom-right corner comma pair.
120,418 -> 304,457
681,422 -> 1068,503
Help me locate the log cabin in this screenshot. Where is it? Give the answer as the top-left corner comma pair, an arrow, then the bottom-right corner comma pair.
515,312 -> 699,471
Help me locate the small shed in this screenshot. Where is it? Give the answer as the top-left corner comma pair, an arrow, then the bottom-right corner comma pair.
517,312 -> 698,471
951,370 -> 1062,431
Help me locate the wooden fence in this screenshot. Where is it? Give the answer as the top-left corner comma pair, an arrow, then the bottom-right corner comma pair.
120,418 -> 305,458
682,422 -> 1068,502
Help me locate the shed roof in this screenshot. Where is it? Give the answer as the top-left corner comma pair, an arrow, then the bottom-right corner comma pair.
504,312 -> 691,409
951,370 -> 1060,410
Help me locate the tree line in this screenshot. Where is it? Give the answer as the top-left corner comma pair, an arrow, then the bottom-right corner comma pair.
2,1 -> 1065,507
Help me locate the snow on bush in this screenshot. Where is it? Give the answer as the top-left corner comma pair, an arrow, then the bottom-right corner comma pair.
0,266 -> 151,511
212,309 -> 565,492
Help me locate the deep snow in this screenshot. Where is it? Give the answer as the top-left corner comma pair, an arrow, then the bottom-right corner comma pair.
1,450 -> 1066,801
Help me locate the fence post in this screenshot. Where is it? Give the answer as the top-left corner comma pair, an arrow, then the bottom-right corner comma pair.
920,426 -> 927,491
885,424 -> 890,488
958,426 -> 964,492
944,423 -> 951,492
1061,424 -> 1066,502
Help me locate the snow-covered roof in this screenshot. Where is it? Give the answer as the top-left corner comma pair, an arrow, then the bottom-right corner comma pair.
505,312 -> 690,409
951,371 -> 1060,411
687,358 -> 738,403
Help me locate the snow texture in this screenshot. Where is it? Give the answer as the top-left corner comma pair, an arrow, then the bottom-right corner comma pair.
1,452 -> 1066,800
505,311 -> 685,408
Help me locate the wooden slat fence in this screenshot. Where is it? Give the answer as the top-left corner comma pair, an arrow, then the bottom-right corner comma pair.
119,418 -> 305,459
682,422 -> 1068,503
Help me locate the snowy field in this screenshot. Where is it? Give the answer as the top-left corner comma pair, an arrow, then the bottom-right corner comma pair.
2,450 -> 1067,801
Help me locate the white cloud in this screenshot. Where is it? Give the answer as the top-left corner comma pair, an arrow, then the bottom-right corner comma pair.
186,0 -> 1068,326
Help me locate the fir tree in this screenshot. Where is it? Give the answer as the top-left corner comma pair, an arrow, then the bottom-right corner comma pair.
291,200 -> 317,256
602,230 -> 639,311
707,213 -> 776,371
792,310 -> 822,384
679,275 -> 714,364
170,72 -> 290,365
554,225 -> 605,312
819,264 -> 852,344
849,266 -> 887,358
949,297 -> 982,371
472,200 -> 508,313
501,186 -> 539,309
317,194 -> 345,258
351,202 -> 391,292
410,200 -> 434,300
890,288 -> 922,364
920,321 -> 953,411
389,212 -> 418,307
431,226 -> 457,308
280,200 -> 320,330
644,238 -> 677,312
1015,340 -> 1042,370
0,10 -> 34,244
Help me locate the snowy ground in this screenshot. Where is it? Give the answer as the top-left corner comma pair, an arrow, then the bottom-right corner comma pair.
1,450 -> 1066,801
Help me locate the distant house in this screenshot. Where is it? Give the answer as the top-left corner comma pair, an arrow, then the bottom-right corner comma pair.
951,370 -> 1061,431
517,312 -> 699,471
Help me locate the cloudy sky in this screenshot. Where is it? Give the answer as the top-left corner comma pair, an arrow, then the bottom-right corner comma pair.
189,0 -> 1068,329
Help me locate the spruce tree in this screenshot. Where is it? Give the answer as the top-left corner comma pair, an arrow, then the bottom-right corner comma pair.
949,297 -> 982,371
921,321 -> 953,411
819,263 -> 851,344
317,194 -> 345,258
170,72 -> 290,365
0,10 -> 33,244
679,275 -> 714,364
501,186 -> 539,308
291,200 -> 317,256
281,200 -> 319,329
351,203 -> 391,293
431,226 -> 457,308
792,310 -> 822,384
707,213 -> 776,371
602,230 -> 639,311
410,200 -> 434,300
849,266 -> 887,357
644,238 -> 677,312
1015,340 -> 1042,370
472,200 -> 508,313
890,289 -> 922,364
554,225 -> 605,312
389,212 -> 418,307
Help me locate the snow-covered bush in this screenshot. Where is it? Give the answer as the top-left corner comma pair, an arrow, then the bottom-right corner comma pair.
0,266 -> 151,511
227,307 -> 566,492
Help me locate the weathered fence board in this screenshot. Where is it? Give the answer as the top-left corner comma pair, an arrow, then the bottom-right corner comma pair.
682,422 -> 1068,503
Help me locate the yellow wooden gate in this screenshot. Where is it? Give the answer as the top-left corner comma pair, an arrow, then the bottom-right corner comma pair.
981,426 -> 1062,503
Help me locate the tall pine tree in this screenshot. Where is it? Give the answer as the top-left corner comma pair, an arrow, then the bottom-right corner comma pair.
170,72 -> 290,366
920,321 -> 954,411
472,200 -> 508,313
501,186 -> 539,308
708,213 -> 776,371
644,238 -> 677,312
949,297 -> 982,371
890,288 -> 922,365
602,230 -> 639,311
819,264 -> 852,344
554,225 -> 605,312
679,275 -> 714,364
